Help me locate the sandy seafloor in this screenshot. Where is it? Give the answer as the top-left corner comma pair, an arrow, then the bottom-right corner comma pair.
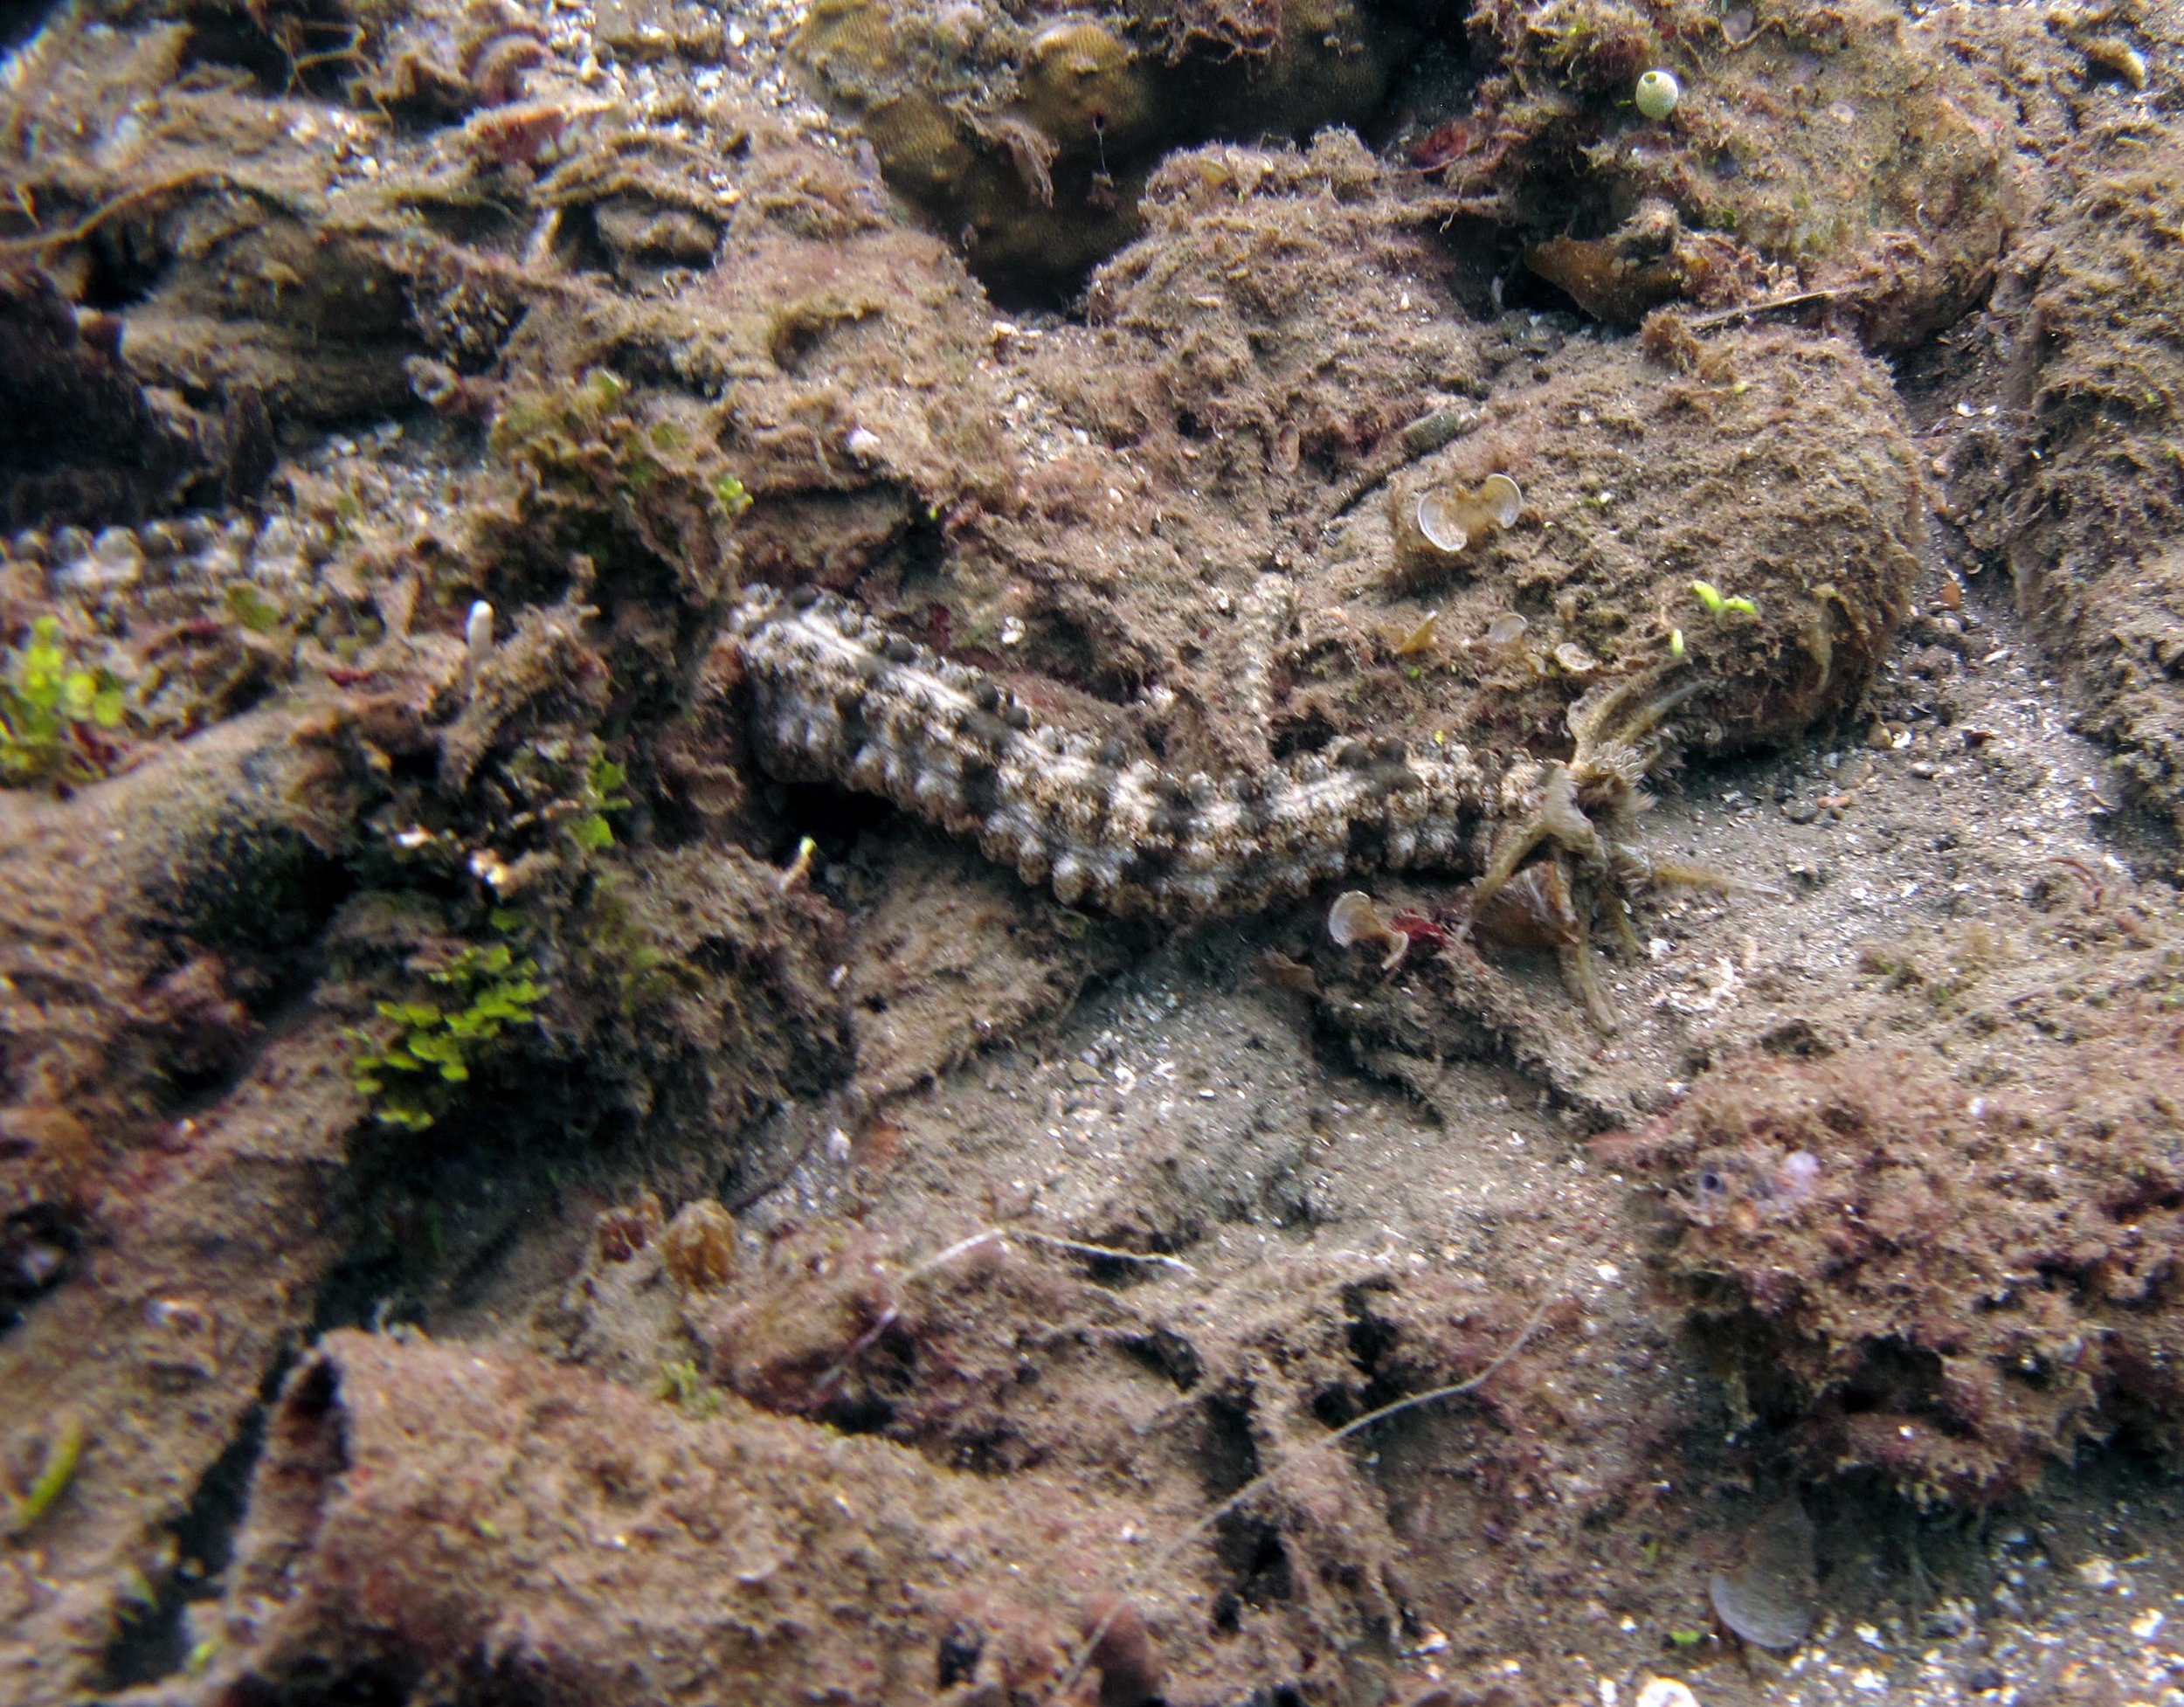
9,0 -> 2184,1704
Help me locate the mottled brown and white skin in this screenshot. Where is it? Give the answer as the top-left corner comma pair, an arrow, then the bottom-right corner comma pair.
736,584 -> 1711,902
731,584 -> 1510,920
732,584 -> 1743,1033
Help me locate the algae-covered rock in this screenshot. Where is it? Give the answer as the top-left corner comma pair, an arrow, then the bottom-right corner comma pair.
793,0 -> 1414,293
794,0 -> 1165,293
936,133 -> 1494,776
1609,1027 -> 2184,1501
1947,110 -> 2184,833
838,838 -> 1129,1101
1465,0 -> 2013,346
0,708 -> 346,1216
0,709 -> 366,1706
560,844 -> 849,1196
187,1330 -> 1152,1707
775,130 -> 1921,798
0,265 -> 227,528
1319,318 -> 1923,762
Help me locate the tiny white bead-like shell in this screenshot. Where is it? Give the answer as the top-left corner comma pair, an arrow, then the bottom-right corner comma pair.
1635,67 -> 1681,120
465,599 -> 494,668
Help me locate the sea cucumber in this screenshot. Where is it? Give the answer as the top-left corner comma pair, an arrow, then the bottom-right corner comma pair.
730,585 -> 1501,919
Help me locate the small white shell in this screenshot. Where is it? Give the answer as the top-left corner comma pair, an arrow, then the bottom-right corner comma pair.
1476,473 -> 1523,529
465,599 -> 495,668
1328,890 -> 1409,970
1414,489 -> 1471,555
1635,67 -> 1681,120
1327,890 -> 1385,949
1395,473 -> 1524,585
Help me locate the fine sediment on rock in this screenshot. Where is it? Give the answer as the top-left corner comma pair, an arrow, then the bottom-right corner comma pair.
167,1330 -> 1153,1707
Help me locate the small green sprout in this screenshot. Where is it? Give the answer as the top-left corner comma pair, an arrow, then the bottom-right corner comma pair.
1,617 -> 125,787
348,943 -> 545,1130
658,1358 -> 724,1416
1690,581 -> 1758,619
712,473 -> 754,519
224,583 -> 284,634
570,754 -> 632,854
1668,1628 -> 1708,1648
1669,626 -> 1687,660
7,1413 -> 84,1534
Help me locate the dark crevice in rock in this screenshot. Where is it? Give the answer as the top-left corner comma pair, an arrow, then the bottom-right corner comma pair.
96,1351 -> 291,1690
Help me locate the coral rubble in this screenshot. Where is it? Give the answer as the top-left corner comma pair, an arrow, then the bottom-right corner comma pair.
1611,1024 -> 2184,1501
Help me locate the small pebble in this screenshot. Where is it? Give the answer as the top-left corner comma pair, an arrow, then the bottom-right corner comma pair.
93,525 -> 142,566
11,1241 -> 66,1289
56,526 -> 143,590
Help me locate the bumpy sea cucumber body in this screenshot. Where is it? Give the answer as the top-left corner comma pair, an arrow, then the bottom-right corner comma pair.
731,586 -> 1501,918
